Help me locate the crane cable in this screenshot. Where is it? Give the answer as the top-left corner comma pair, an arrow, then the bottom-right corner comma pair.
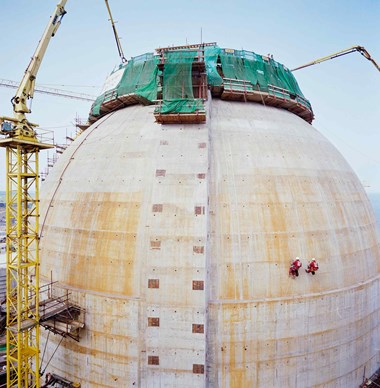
104,0 -> 127,63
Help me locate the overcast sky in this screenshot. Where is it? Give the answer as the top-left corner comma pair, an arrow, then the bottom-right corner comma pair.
0,0 -> 379,191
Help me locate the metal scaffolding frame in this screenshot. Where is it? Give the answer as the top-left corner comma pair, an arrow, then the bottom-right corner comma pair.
0,136 -> 53,388
5,142 -> 40,387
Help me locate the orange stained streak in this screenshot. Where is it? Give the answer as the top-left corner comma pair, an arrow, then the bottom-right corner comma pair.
220,306 -> 254,388
48,192 -> 142,295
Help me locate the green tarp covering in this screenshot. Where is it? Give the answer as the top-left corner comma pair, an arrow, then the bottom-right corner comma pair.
159,50 -> 200,113
220,54 -> 246,81
163,51 -> 196,100
156,98 -> 204,114
91,95 -> 103,116
117,54 -> 159,100
218,49 -> 305,96
90,53 -> 158,117
90,45 -> 310,118
204,46 -> 223,87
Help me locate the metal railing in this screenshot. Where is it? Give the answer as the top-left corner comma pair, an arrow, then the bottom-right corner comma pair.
36,128 -> 55,145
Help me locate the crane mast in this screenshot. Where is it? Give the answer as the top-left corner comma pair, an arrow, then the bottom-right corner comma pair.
0,1 -> 67,387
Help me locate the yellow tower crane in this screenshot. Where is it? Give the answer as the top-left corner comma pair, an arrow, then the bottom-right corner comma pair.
0,1 -> 67,387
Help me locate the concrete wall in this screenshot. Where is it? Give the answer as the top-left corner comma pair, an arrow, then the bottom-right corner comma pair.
39,99 -> 380,387
206,101 -> 380,387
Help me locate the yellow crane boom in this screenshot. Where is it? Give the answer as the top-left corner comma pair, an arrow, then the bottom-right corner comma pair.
0,1 -> 67,387
291,45 -> 380,72
13,1 -> 67,123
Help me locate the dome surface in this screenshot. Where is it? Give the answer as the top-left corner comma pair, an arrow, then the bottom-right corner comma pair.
40,100 -> 380,387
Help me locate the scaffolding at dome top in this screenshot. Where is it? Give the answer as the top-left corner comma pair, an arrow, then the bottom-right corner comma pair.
89,43 -> 314,124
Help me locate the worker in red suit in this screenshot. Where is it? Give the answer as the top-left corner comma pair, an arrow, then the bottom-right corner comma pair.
289,257 -> 302,277
306,258 -> 319,275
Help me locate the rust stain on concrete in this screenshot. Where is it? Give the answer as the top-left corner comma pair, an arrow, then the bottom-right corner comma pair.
42,191 -> 142,296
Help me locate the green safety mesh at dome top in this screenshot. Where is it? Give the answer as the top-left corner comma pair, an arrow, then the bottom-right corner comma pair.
156,98 -> 205,114
157,50 -> 202,114
204,46 -> 223,87
91,53 -> 159,116
118,53 -> 159,99
162,50 -> 197,100
218,48 -> 305,97
90,45 -> 311,117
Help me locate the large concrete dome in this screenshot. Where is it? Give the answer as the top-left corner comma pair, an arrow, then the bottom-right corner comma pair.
40,99 -> 380,387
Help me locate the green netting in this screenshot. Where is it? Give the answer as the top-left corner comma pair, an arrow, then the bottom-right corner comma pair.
273,63 -> 295,94
156,98 -> 204,114
134,58 -> 159,100
218,50 -> 307,98
220,54 -> 245,80
90,45 -> 311,119
220,53 -> 274,91
245,57 -> 268,90
164,50 -> 198,63
282,66 -> 304,97
160,50 -> 200,113
223,78 -> 254,92
117,55 -> 159,100
204,46 -> 223,87
163,63 -> 193,99
117,61 -> 144,96
90,54 -> 159,117
264,59 -> 284,89
91,95 -> 104,116
163,50 -> 196,100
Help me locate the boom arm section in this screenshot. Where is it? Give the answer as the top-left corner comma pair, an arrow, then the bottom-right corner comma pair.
291,45 -> 380,72
12,0 -> 67,121
104,0 -> 127,63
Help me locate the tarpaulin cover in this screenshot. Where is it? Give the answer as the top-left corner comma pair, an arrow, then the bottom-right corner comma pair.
90,53 -> 158,117
156,50 -> 201,113
218,49 -> 306,97
117,53 -> 159,100
91,95 -> 103,116
90,46 -> 310,118
204,46 -> 223,87
163,51 -> 196,100
155,98 -> 204,114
